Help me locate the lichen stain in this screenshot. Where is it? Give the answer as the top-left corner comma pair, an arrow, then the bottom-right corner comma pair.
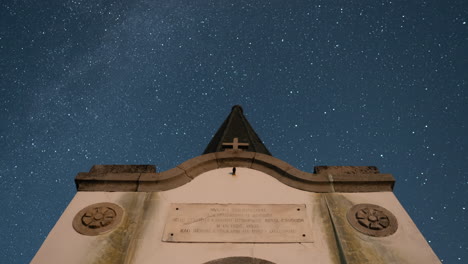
314,195 -> 342,264
124,192 -> 161,263
324,193 -> 405,264
87,193 -> 148,264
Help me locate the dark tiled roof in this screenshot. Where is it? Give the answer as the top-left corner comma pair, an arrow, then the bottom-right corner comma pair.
203,105 -> 272,156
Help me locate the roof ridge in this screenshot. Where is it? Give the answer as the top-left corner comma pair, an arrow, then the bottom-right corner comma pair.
203,105 -> 271,156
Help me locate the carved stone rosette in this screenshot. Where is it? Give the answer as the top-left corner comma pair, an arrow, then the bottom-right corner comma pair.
72,202 -> 124,236
347,203 -> 398,237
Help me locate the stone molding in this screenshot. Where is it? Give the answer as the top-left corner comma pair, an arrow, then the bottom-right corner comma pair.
75,152 -> 395,193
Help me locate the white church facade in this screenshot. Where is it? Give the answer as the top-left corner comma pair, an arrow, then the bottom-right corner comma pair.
32,106 -> 440,263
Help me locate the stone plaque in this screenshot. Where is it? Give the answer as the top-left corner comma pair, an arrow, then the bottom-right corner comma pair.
163,203 -> 313,243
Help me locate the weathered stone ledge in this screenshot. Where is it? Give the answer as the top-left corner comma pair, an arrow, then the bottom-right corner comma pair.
75,152 -> 395,193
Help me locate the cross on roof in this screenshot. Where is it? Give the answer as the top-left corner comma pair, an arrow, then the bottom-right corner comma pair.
222,137 -> 249,151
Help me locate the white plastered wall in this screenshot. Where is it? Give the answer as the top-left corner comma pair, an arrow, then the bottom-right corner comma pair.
32,167 -> 439,264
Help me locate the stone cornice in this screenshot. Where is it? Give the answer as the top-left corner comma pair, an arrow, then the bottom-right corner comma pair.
75,152 -> 395,193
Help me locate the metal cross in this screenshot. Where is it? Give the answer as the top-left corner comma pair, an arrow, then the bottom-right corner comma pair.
222,137 -> 249,150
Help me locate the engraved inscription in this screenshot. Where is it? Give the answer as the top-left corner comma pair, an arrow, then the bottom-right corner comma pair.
163,204 -> 313,243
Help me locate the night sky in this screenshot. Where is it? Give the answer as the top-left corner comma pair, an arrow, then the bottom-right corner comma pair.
1,0 -> 467,263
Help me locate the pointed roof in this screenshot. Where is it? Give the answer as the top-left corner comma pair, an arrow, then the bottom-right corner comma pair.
203,105 -> 272,156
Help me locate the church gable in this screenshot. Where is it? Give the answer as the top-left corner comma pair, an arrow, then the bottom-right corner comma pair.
75,152 -> 395,193
32,106 -> 440,264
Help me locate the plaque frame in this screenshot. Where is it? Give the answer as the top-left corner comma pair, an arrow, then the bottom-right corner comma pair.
162,203 -> 313,243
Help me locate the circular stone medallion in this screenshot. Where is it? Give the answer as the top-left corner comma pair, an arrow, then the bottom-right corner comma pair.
72,202 -> 124,236
346,203 -> 398,237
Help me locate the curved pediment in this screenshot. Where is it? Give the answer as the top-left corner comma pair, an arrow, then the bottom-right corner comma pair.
75,151 -> 394,193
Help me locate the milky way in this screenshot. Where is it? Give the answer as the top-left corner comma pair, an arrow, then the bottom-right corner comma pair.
1,1 -> 467,262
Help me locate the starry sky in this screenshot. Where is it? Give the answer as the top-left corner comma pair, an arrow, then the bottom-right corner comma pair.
1,0 -> 467,263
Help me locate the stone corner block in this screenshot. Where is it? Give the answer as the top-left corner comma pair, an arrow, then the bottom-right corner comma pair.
332,173 -> 395,192
89,164 -> 156,174
75,172 -> 140,192
314,166 -> 380,175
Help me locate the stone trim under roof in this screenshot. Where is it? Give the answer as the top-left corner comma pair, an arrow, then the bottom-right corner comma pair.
75,151 -> 395,193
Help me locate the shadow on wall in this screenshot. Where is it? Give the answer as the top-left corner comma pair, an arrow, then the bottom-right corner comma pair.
203,256 -> 276,264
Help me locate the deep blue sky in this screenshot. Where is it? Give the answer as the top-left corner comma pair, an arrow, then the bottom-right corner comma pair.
1,0 -> 467,263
